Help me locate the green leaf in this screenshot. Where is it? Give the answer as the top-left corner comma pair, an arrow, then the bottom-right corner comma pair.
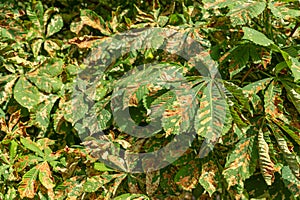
281,166 -> 300,197
158,16 -> 169,27
268,1 -> 300,20
242,27 -> 274,47
55,176 -> 84,199
27,75 -> 62,94
17,155 -> 43,172
222,134 -> 258,189
46,14 -> 63,37
264,80 -> 285,120
32,95 -> 59,132
283,82 -> 300,114
0,27 -> 15,40
114,193 -> 150,200
14,76 -> 47,110
105,174 -> 127,199
258,130 -> 275,185
224,45 -> 249,79
203,0 -> 237,9
203,0 -> 266,26
174,163 -> 200,191
26,2 -> 43,32
20,137 -> 44,157
25,58 -> 63,93
9,140 -> 18,163
273,120 -> 300,145
227,1 -> 266,26
161,85 -> 196,136
289,57 -> 300,82
0,75 -> 17,105
195,80 -> 228,156
224,81 -> 250,111
94,162 -> 115,172
83,176 -> 103,193
4,187 -> 17,200
40,58 -> 64,77
270,123 -> 300,178
243,78 -> 273,109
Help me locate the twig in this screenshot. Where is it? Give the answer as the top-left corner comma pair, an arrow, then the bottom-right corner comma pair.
289,21 -> 300,37
239,66 -> 254,86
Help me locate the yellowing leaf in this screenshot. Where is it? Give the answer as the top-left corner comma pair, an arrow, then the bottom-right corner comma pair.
146,171 -> 160,196
38,162 -> 55,199
14,76 -> 47,110
38,161 -> 55,189
70,9 -> 110,35
18,167 -> 39,199
195,80 -> 228,157
199,159 -> 220,197
222,135 -> 258,189
258,130 -> 275,185
46,14 -> 63,37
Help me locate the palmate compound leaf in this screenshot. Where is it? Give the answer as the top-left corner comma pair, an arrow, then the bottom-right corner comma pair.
258,129 -> 275,185
222,134 -> 258,190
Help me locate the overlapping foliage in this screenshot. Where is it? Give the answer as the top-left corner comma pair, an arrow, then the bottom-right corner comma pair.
0,0 -> 300,199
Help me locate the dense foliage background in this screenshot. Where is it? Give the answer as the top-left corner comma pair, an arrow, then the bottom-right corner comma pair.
0,0 -> 300,199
